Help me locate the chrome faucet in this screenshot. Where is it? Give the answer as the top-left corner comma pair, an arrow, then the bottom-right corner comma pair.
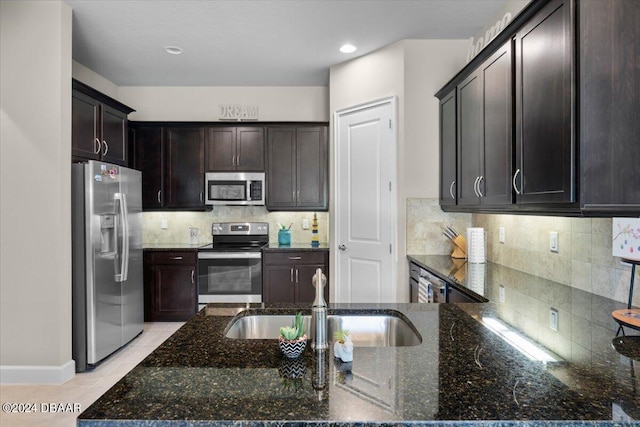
310,268 -> 328,350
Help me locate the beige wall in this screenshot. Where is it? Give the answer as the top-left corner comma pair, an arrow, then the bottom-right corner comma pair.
1,0 -> 73,383
73,60 -> 119,100
72,62 -> 329,123
329,40 -> 467,302
404,40 -> 468,199
117,86 -> 329,122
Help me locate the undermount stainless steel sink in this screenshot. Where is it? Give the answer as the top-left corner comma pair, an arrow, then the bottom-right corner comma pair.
224,312 -> 422,347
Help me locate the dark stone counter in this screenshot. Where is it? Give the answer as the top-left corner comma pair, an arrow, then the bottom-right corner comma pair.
263,243 -> 330,251
77,259 -> 639,426
143,243 -> 201,251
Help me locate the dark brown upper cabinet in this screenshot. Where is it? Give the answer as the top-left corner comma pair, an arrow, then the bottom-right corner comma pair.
130,124 -> 205,210
514,0 -> 574,205
436,0 -> 639,216
165,127 -> 205,209
206,127 -> 264,172
578,0 -> 640,215
266,126 -> 328,211
131,126 -> 164,209
457,42 -> 513,207
72,79 -> 134,166
439,90 -> 457,207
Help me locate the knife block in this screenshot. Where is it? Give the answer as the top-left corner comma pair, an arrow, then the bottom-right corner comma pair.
451,235 -> 467,259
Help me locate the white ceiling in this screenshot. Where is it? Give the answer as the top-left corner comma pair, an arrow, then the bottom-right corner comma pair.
65,0 -> 513,87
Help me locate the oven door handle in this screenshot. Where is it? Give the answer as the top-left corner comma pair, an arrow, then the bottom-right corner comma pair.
197,252 -> 262,259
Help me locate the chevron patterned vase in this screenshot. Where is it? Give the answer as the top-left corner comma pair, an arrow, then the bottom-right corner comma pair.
278,335 -> 307,359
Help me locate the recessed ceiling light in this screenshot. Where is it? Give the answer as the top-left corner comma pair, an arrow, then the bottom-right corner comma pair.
165,46 -> 183,55
339,44 -> 357,53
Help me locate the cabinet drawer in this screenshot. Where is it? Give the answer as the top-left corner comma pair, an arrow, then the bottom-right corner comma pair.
263,251 -> 327,266
146,251 -> 196,265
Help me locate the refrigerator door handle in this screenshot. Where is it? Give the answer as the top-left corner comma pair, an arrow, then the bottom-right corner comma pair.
114,192 -> 130,282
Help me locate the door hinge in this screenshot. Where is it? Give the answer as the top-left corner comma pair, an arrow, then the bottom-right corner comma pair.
389,244 -> 392,254
389,181 -> 392,191
389,119 -> 392,129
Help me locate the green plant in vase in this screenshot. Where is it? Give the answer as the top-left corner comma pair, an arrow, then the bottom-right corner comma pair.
278,312 -> 307,358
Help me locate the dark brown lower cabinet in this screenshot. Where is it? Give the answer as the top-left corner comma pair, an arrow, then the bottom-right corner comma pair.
262,250 -> 329,303
144,250 -> 198,321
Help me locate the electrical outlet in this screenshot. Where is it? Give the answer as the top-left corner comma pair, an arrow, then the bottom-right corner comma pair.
499,285 -> 505,303
549,308 -> 559,331
550,231 -> 559,252
161,219 -> 168,229
302,219 -> 310,230
499,227 -> 505,244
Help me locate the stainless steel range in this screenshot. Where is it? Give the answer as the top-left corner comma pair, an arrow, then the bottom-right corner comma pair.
197,222 -> 269,303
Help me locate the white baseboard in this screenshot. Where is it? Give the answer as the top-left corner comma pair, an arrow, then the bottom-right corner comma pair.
0,360 -> 75,384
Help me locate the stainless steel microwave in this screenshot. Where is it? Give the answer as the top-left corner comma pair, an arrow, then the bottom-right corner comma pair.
205,172 -> 265,206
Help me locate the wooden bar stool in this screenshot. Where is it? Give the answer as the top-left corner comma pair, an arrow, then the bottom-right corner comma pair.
613,259 -> 640,337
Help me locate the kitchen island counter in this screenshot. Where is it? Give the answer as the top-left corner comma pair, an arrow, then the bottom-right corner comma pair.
78,297 -> 639,425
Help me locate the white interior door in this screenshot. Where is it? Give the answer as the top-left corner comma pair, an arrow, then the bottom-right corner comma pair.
335,98 -> 396,303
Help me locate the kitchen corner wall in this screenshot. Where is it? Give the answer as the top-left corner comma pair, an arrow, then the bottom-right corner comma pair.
406,199 -> 639,307
143,209 -> 328,247
406,198 -> 472,255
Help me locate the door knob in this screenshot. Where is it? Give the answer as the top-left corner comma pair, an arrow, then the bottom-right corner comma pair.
338,244 -> 347,251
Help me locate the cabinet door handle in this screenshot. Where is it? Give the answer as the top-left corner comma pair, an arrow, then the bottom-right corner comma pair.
102,140 -> 109,156
297,190 -> 300,201
290,268 -> 294,282
449,181 -> 456,200
473,176 -> 480,197
292,191 -> 296,201
170,256 -> 183,260
232,155 -> 236,166
295,269 -> 299,283
477,176 -> 484,198
94,138 -> 101,154
237,155 -> 240,166
157,190 -> 162,204
512,169 -> 521,195
200,192 -> 203,203
191,269 -> 195,284
288,256 -> 302,260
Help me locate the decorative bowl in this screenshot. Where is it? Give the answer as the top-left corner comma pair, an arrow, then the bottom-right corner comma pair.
278,335 -> 307,359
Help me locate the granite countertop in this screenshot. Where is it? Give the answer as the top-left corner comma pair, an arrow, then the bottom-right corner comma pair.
263,243 -> 330,251
143,243 -> 202,250
77,274 -> 640,427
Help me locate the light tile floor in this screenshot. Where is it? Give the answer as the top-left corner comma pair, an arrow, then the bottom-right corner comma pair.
0,322 -> 184,427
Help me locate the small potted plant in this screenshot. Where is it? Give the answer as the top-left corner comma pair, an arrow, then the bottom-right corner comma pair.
333,329 -> 353,362
279,312 -> 307,358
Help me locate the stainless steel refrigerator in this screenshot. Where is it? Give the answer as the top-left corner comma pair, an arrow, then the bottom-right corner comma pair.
72,160 -> 143,372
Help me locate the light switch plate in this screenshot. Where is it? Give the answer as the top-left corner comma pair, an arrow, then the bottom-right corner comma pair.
550,308 -> 559,331
499,285 -> 505,303
550,231 -> 559,252
499,227 -> 505,244
302,219 -> 310,230
161,219 -> 168,229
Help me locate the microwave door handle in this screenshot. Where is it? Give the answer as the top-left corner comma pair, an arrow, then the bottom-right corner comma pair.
246,180 -> 252,201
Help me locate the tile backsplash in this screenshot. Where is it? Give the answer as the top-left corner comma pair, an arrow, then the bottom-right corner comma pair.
406,198 -> 472,255
143,207 -> 328,247
406,198 -> 639,307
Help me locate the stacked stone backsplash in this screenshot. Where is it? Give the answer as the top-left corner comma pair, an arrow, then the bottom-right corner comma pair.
143,207 -> 328,247
407,198 -> 639,307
